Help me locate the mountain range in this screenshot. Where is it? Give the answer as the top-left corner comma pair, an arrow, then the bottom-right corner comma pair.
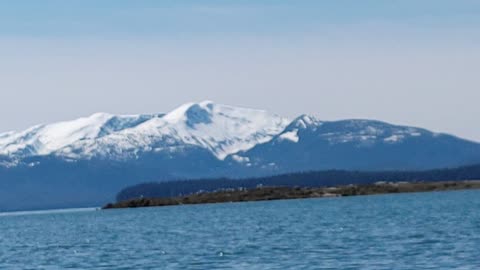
1,101 -> 480,211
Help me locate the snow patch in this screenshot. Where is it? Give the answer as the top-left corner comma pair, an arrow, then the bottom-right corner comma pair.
231,154 -> 250,163
384,135 -> 404,143
292,115 -> 320,129
278,129 -> 299,143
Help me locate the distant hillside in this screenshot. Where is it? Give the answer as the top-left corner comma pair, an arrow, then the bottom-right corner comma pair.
233,116 -> 480,172
116,164 -> 480,202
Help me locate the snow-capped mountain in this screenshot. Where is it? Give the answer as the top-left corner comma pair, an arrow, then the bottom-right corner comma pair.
0,101 -> 289,161
273,115 -> 428,146
0,112 -> 160,158
235,116 -> 480,172
57,101 -> 290,160
1,101 -> 480,211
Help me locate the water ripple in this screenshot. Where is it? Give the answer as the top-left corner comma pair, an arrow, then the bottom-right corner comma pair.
0,191 -> 479,269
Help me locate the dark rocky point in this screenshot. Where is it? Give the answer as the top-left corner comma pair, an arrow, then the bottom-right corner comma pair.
103,180 -> 480,209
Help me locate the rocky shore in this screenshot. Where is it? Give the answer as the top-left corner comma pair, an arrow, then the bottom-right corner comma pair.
103,180 -> 480,209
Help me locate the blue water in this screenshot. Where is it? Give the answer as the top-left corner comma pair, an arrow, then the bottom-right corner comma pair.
1,190 -> 479,269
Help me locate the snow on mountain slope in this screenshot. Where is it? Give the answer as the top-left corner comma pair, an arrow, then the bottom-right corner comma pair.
231,116 -> 480,173
1,101 -> 473,167
0,113 -> 159,158
59,101 -> 290,160
0,131 -> 15,139
161,101 -> 290,158
312,119 -> 427,146
269,115 -> 428,146
276,115 -> 322,143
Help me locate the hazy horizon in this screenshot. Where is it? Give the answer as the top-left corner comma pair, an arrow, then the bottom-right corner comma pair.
1,1 -> 479,141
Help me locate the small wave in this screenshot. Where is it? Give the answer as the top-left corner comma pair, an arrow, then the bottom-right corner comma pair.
0,207 -> 98,217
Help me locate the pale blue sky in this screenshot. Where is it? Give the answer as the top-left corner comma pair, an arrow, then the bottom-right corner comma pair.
1,1 -> 480,37
1,1 -> 480,141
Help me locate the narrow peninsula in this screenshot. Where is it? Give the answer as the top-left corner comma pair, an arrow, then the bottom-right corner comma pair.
103,180 -> 480,209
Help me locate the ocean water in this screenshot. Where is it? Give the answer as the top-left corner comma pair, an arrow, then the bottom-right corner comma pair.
1,190 -> 479,269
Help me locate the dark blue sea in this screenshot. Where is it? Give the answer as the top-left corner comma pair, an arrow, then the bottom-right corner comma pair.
1,190 -> 479,269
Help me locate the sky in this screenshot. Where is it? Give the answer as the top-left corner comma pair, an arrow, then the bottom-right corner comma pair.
1,0 -> 480,141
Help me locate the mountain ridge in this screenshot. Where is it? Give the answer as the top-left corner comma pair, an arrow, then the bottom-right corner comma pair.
1,101 -> 480,211
0,101 -> 290,162
2,101 -> 477,165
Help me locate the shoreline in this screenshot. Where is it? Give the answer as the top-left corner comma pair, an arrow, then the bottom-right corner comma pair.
103,180 -> 480,209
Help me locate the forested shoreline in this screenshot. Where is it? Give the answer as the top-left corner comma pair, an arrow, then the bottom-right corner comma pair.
116,164 -> 480,202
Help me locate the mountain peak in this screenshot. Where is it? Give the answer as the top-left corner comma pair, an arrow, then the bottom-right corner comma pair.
88,112 -> 114,119
41,101 -> 290,161
163,101 -> 214,127
290,114 -> 322,129
198,100 -> 215,107
156,101 -> 290,159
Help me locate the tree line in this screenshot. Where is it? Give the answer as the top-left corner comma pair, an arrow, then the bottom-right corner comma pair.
116,164 -> 480,202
